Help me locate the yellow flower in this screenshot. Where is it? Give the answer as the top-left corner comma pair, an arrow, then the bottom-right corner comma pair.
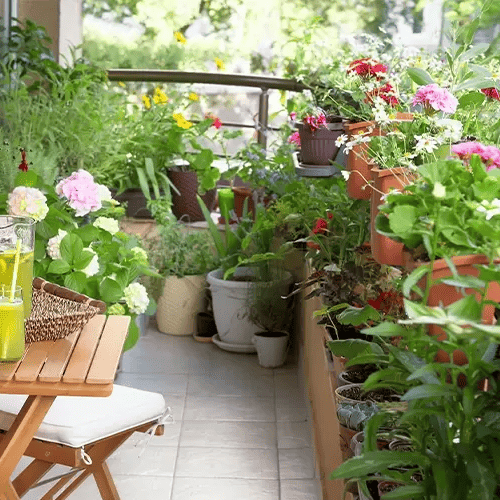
174,31 -> 187,44
142,95 -> 151,110
215,57 -> 225,70
153,87 -> 168,105
173,113 -> 193,129
118,81 -> 125,87
188,92 -> 199,101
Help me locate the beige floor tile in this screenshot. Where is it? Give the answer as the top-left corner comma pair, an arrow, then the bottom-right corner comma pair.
107,445 -> 177,476
277,421 -> 313,449
281,479 -> 323,500
125,422 -> 182,447
276,398 -> 309,422
171,477 -> 280,500
279,448 -> 317,479
187,373 -> 274,397
180,421 -> 277,448
175,447 -> 279,479
184,395 -> 275,421
116,372 -> 188,395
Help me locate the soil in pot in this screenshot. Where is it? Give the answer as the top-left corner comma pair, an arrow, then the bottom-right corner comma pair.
339,364 -> 378,384
336,383 -> 401,405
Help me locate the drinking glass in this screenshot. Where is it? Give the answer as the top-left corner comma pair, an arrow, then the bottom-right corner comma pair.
0,216 -> 35,317
0,286 -> 25,361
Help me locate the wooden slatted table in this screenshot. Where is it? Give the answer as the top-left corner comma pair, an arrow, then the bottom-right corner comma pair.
0,314 -> 130,498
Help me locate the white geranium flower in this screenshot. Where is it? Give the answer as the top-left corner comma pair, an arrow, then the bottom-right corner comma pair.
432,182 -> 446,199
477,199 -> 500,220
130,246 -> 148,264
123,282 -> 149,315
94,217 -> 120,235
82,248 -> 100,277
341,170 -> 350,181
47,229 -> 68,260
97,184 -> 119,206
8,186 -> 49,221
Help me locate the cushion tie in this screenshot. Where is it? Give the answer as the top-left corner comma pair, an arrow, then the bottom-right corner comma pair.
135,407 -> 174,457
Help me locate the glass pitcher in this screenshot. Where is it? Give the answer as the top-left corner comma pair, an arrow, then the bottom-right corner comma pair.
0,216 -> 35,317
0,286 -> 25,361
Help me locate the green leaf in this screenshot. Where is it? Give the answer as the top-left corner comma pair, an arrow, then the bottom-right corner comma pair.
63,272 -> 87,293
401,384 -> 456,401
99,278 -> 124,303
123,315 -> 139,351
76,224 -> 100,244
361,322 -> 407,337
330,451 -> 429,479
445,294 -> 482,322
458,43 -> 489,62
388,205 -> 418,238
404,299 -> 444,320
197,195 -> 226,259
47,259 -> 71,274
15,170 -> 38,188
73,250 -> 95,271
60,233 -> 83,266
407,67 -> 434,86
458,91 -> 486,108
337,305 -> 380,326
381,484 -> 426,499
327,339 -> 383,359
402,264 -> 428,298
466,455 -> 497,500
454,76 -> 496,92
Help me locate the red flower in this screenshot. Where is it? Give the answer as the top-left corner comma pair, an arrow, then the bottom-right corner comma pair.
481,87 -> 500,101
18,149 -> 28,172
365,83 -> 399,107
347,58 -> 388,79
287,131 -> 301,146
303,114 -> 327,132
212,117 -> 222,129
312,218 -> 328,234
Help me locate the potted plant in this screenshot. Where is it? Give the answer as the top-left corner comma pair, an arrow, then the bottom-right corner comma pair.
144,198 -> 220,336
198,196 -> 293,349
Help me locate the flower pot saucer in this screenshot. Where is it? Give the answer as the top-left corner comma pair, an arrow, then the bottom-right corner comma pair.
212,334 -> 257,353
292,152 -> 341,178
193,333 -> 214,343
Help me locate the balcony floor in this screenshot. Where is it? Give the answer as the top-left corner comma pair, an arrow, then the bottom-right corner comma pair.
16,320 -> 322,500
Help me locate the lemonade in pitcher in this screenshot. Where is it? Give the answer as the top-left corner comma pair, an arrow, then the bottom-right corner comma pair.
0,217 -> 35,317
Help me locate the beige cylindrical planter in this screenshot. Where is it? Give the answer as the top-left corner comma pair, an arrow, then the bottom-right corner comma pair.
156,274 -> 207,336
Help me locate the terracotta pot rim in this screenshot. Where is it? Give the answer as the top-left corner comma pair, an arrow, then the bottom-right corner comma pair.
370,166 -> 414,177
406,252 -> 493,271
343,120 -> 376,131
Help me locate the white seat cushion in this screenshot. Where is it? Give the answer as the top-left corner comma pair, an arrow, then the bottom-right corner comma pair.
0,385 -> 166,448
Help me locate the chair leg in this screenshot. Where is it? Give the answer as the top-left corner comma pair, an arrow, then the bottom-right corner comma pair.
12,459 -> 53,497
93,463 -> 120,500
40,470 -> 82,500
4,482 -> 20,500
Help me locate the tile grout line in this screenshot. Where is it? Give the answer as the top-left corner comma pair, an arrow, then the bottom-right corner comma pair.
274,368 -> 282,500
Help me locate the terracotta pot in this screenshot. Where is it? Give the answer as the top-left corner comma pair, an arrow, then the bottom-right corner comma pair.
344,121 -> 379,200
404,253 -> 500,365
296,121 -> 344,165
370,167 -> 415,266
167,170 -> 216,222
232,186 -> 255,219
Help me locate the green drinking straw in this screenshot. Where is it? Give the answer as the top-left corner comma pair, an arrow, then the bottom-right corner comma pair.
10,239 -> 21,303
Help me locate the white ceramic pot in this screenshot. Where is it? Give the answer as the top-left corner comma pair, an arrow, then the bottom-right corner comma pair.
156,274 -> 207,336
252,331 -> 289,368
207,267 -> 293,345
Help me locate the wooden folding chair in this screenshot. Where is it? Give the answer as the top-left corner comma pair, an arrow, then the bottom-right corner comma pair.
0,385 -> 169,499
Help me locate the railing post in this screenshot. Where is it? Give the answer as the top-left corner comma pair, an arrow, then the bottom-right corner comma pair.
257,88 -> 269,151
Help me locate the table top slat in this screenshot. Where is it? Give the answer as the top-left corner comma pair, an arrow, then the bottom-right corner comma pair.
0,345 -> 31,381
37,331 -> 81,383
62,316 -> 107,384
14,342 -> 52,382
86,316 -> 130,385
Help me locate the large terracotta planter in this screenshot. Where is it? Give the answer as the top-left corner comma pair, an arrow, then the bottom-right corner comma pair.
370,167 -> 415,266
167,170 -> 216,222
296,121 -> 344,165
404,253 -> 500,365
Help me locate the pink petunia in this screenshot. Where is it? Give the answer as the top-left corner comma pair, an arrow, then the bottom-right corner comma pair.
451,141 -> 500,170
412,84 -> 458,114
287,131 -> 301,146
289,112 -> 297,121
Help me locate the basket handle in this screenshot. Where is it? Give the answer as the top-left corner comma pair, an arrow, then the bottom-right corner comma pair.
33,277 -> 107,314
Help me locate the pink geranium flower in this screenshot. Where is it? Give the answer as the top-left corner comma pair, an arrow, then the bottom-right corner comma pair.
451,141 -> 500,170
481,87 -> 500,101
412,84 -> 458,114
56,169 -> 102,216
303,113 -> 327,132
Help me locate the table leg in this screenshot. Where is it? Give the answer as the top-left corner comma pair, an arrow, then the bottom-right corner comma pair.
0,395 -> 55,494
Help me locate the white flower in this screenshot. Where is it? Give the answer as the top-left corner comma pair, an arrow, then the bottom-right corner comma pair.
414,134 -> 439,154
130,246 -> 148,264
94,217 -> 120,235
432,182 -> 446,199
477,199 -> 500,220
335,134 -> 348,147
341,170 -> 350,181
82,248 -> 100,277
47,229 -> 68,260
435,118 -> 463,143
97,184 -> 119,206
8,186 -> 49,221
123,282 -> 149,315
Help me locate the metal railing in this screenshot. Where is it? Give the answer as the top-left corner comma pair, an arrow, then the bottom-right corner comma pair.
107,69 -> 307,150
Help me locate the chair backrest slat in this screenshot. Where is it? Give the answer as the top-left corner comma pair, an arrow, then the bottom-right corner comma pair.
86,316 -> 130,385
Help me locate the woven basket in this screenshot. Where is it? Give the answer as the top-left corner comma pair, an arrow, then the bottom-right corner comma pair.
25,278 -> 107,343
